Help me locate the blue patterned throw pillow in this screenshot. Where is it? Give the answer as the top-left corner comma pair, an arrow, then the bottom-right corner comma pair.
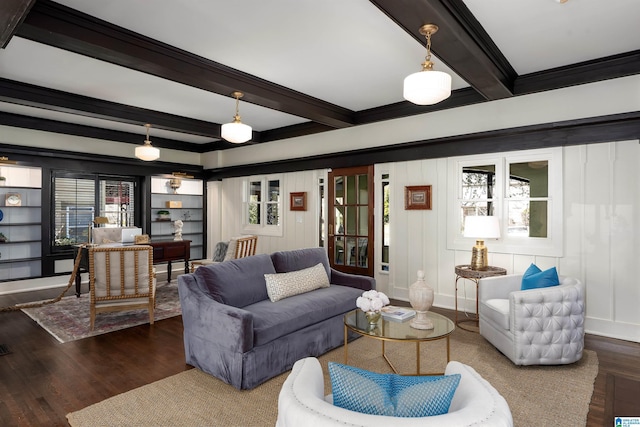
328,363 -> 461,417
521,263 -> 560,290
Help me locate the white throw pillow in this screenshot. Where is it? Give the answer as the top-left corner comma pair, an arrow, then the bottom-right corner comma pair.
264,263 -> 330,302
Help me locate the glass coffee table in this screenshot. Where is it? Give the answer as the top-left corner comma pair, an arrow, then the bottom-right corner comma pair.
344,309 -> 455,375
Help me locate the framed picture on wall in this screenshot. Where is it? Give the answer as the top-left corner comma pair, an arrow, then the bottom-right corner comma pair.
404,185 -> 432,210
290,192 -> 307,211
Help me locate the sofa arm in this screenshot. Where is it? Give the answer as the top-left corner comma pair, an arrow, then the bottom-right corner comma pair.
178,275 -> 254,353
330,268 -> 375,291
478,274 -> 522,302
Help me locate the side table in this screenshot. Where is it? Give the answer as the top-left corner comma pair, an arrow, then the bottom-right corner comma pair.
454,264 -> 506,332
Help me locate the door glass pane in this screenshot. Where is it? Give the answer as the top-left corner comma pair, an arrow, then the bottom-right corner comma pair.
357,237 -> 368,268
335,206 -> 345,235
345,206 -> 356,235
346,175 -> 356,204
357,174 -> 368,204
334,177 -> 344,204
346,237 -> 356,266
358,206 -> 368,236
334,236 -> 344,265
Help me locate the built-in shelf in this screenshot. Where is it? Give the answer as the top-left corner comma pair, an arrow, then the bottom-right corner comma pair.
151,177 -> 204,260
0,166 -> 43,281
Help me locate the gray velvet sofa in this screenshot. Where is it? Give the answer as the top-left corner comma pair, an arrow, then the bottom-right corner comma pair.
178,247 -> 375,390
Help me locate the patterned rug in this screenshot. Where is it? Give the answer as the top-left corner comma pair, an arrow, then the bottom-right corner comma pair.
21,280 -> 181,343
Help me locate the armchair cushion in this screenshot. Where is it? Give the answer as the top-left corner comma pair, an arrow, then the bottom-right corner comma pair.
328,363 -> 460,418
521,264 -> 560,290
483,298 -> 510,330
264,263 -> 330,302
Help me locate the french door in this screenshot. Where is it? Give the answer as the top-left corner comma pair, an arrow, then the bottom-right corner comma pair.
328,166 -> 374,277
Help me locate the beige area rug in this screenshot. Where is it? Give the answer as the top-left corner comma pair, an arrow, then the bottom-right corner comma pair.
67,329 -> 598,427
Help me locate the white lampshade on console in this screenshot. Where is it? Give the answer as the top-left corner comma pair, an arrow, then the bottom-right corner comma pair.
221,91 -> 252,144
463,216 -> 501,270
403,24 -> 452,106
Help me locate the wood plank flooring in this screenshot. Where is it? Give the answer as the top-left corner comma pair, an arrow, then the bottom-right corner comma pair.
0,286 -> 638,426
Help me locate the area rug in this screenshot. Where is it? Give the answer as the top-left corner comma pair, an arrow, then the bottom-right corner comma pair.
21,280 -> 181,343
66,328 -> 598,427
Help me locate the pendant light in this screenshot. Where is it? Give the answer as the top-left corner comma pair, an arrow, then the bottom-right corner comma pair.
221,91 -> 252,143
135,123 -> 160,161
403,24 -> 452,105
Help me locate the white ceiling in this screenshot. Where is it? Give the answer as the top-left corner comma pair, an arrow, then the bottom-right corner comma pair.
0,0 -> 638,147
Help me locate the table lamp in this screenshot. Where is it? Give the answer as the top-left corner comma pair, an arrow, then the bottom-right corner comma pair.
463,216 -> 500,270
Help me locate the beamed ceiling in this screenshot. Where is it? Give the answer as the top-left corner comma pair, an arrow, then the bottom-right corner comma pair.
0,0 -> 639,155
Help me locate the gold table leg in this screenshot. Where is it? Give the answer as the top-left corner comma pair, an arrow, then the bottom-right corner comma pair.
344,325 -> 348,364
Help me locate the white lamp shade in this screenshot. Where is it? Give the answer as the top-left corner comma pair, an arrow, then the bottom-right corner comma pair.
403,70 -> 452,105
463,216 -> 501,239
221,121 -> 252,144
135,143 -> 160,161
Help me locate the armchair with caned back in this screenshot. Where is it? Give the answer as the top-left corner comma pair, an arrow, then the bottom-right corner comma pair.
190,235 -> 257,272
88,245 -> 156,330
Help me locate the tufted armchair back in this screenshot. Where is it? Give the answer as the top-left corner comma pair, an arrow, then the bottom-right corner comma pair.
88,245 -> 156,330
478,274 -> 585,365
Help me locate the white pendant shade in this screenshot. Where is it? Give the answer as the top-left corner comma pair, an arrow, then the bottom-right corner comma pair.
221,121 -> 252,144
135,140 -> 160,161
403,70 -> 452,105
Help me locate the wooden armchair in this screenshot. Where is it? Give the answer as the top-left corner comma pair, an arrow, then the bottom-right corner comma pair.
190,235 -> 258,272
88,245 -> 156,330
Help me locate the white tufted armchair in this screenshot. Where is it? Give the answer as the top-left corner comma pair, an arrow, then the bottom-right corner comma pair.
478,274 -> 585,365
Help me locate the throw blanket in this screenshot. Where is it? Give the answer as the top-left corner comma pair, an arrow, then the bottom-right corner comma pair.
213,241 -> 229,262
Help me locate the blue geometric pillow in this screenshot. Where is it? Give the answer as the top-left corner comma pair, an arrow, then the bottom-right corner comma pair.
521,263 -> 560,290
328,362 -> 461,417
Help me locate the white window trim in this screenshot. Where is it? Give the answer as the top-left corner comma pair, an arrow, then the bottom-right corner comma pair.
447,147 -> 563,257
242,174 -> 283,237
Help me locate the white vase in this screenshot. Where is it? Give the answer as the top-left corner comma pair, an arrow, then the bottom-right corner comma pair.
409,270 -> 434,329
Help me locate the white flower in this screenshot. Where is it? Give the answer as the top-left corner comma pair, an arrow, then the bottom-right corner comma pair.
356,290 -> 389,313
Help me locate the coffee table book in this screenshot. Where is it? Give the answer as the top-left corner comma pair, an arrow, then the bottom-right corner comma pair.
381,306 -> 416,321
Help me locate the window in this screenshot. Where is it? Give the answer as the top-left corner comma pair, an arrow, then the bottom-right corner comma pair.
52,173 -> 138,249
381,173 -> 390,271
447,148 -> 562,257
243,175 -> 283,236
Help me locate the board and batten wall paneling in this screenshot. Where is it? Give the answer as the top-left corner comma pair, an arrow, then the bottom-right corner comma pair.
215,140 -> 639,341
215,170 -> 324,256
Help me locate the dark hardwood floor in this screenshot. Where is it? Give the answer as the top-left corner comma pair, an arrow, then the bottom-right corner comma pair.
0,285 -> 638,426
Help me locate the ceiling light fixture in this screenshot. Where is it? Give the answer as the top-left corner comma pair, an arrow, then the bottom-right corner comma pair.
135,123 -> 160,161
403,24 -> 452,105
221,91 -> 252,144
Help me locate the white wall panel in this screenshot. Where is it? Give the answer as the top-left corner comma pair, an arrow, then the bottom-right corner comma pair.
381,140 -> 639,342
188,139 -> 640,342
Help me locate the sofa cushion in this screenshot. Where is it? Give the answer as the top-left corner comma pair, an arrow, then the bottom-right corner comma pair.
193,254 -> 274,307
244,285 -> 362,347
270,248 -> 331,279
483,298 -> 510,330
264,263 -> 330,302
328,362 -> 461,417
521,264 -> 560,290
